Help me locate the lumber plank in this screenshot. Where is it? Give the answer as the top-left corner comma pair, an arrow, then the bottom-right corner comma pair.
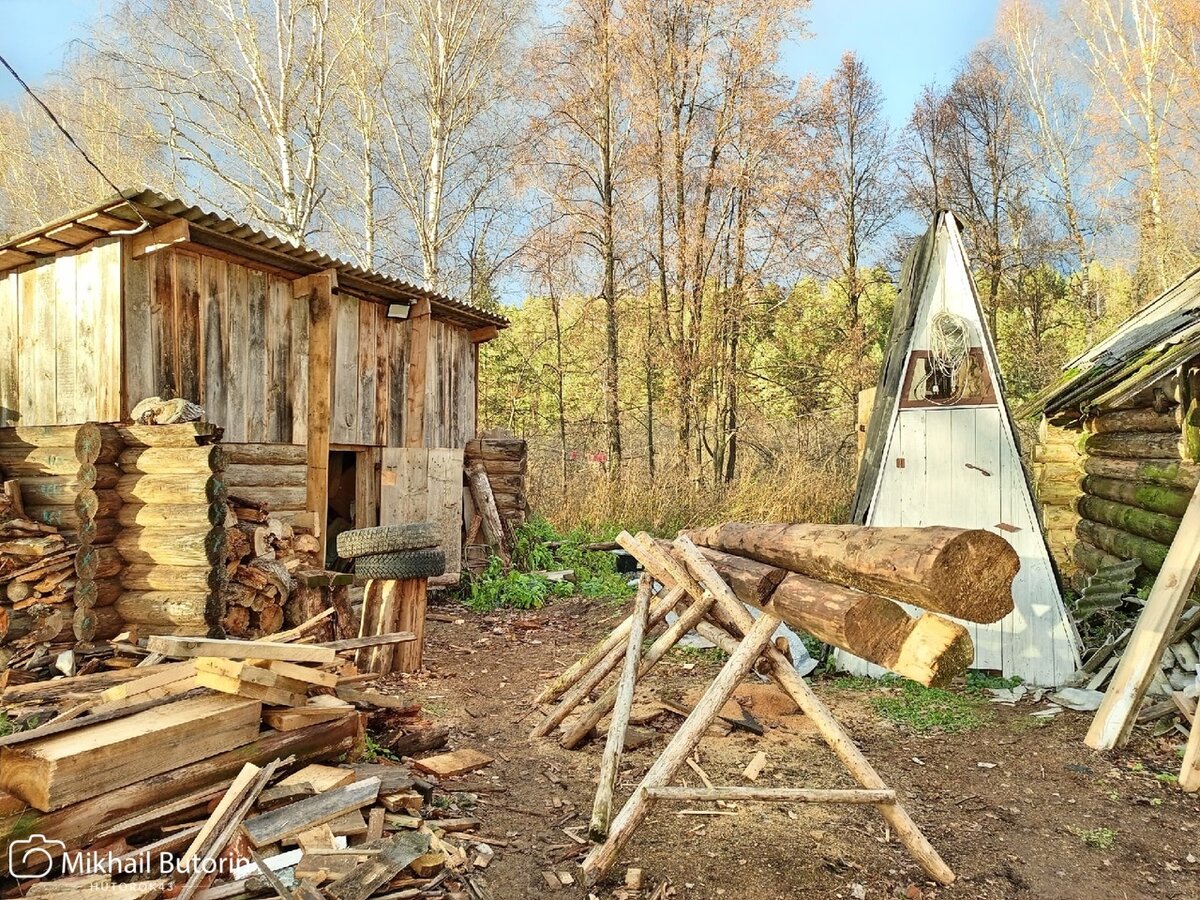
412,749 -> 494,779
242,776 -> 381,847
147,635 -> 336,664
325,831 -> 431,900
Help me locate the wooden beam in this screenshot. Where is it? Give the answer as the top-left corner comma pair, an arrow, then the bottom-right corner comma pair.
0,249 -> 35,272
46,222 -> 105,247
17,236 -> 69,255
297,269 -> 337,562
130,219 -> 191,259
1087,483 -> 1200,750
404,298 -> 431,448
468,325 -> 499,344
645,787 -> 896,804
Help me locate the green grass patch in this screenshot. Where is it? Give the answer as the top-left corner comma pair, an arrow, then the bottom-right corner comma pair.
669,645 -> 729,665
870,680 -> 988,733
964,671 -> 1023,694
363,732 -> 400,763
1069,826 -> 1115,850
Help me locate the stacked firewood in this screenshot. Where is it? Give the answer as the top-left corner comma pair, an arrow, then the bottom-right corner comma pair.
221,495 -> 322,638
0,483 -> 77,658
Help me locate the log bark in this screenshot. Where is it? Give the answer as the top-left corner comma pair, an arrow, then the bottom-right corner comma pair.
685,523 -> 1016,624
222,443 -> 308,466
1076,519 -> 1170,572
223,464 -> 308,488
1080,431 -> 1182,459
1086,407 -> 1180,434
652,539 -> 784,607
1072,539 -> 1124,577
1083,456 -> 1199,490
1077,496 -> 1181,545
1082,476 -> 1193,518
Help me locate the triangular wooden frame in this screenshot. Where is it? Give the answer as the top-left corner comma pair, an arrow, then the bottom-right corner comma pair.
530,531 -> 956,887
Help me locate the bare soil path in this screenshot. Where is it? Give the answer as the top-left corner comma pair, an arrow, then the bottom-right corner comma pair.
378,596 -> 1200,900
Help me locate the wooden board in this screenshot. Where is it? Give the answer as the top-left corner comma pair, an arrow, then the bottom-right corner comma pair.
411,749 -> 493,778
279,764 -> 358,792
147,635 -> 336,664
0,695 -> 262,811
241,776 -> 381,847
380,447 -> 464,574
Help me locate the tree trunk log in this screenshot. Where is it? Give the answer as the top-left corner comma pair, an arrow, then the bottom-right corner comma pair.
117,502 -> 227,528
221,443 -> 308,466
115,592 -> 210,627
652,539 -> 784,607
1080,431 -> 1182,459
1076,518 -> 1170,572
223,464 -> 308,488
121,564 -> 221,592
115,475 -> 227,505
1072,539 -> 1124,577
1083,456 -> 1199,490
685,523 -> 1016,624
114,528 -> 226,567
1077,496 -> 1181,545
1085,407 -> 1180,434
117,445 -> 228,475
1082,476 -> 1193,518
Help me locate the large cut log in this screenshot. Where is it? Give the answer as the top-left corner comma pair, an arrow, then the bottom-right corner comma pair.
1076,518 -> 1170,572
1083,456 -> 1200,490
652,539 -> 784,607
1086,407 -> 1180,434
224,464 -> 308,487
664,543 -> 972,687
72,605 -> 125,642
116,422 -> 219,448
685,523 -> 1017,624
1077,495 -> 1181,545
0,713 -> 361,861
0,449 -> 81,476
19,471 -> 120,504
121,564 -> 222,592
117,502 -> 227,528
464,439 -> 527,469
466,461 -> 509,562
116,474 -> 227,505
1080,431 -> 1182,459
114,527 -> 226,566
222,443 -> 308,466
226,486 -> 307,510
115,592 -> 211,627
1081,476 -> 1193,518
0,695 -> 262,811
74,577 -> 122,608
118,445 -> 228,475
75,544 -> 124,580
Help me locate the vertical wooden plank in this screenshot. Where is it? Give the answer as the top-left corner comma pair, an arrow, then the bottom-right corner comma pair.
357,300 -> 377,446
175,251 -> 201,402
374,304 -> 388,446
96,239 -> 123,422
331,294 -> 359,445
302,273 -> 335,562
53,253 -> 79,423
264,276 -> 291,442
201,255 -> 229,427
121,239 -> 154,417
387,320 -> 408,447
405,299 -> 431,448
20,263 -> 56,424
289,289 -> 309,445
0,272 -> 19,426
73,250 -> 100,422
355,447 -> 381,529
246,269 -> 268,441
224,264 -> 249,442
427,448 -> 464,574
151,250 -> 177,398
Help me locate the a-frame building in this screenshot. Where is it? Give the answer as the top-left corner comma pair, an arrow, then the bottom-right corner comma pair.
848,211 -> 1080,686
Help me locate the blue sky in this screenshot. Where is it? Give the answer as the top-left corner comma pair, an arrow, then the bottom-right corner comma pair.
1,0 -> 1000,129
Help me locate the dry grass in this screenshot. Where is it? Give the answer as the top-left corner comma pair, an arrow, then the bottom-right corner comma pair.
528,439 -> 857,536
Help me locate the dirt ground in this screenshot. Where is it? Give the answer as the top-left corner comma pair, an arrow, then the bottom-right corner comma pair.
379,595 -> 1200,900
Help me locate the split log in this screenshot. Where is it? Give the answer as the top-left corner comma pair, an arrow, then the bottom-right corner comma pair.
1086,407 -> 1180,434
1080,431 -> 1182,459
1075,519 -> 1170,572
1077,496 -> 1181,546
1082,476 -> 1193,518
685,523 -> 1016,624
1083,456 -> 1199,490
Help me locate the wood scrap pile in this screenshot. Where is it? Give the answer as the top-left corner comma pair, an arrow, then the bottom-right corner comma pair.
533,524 -> 1019,751
463,437 -> 526,570
0,627 -> 502,897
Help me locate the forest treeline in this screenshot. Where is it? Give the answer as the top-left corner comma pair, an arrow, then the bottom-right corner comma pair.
2,0 -> 1200,527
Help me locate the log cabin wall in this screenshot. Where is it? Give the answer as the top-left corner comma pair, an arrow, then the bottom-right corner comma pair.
1035,372 -> 1200,593
0,240 -> 123,428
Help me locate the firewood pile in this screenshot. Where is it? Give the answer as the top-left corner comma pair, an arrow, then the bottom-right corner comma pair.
0,627 -> 502,898
222,494 -> 323,639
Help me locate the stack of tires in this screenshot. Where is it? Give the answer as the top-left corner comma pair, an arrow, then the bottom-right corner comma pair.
335,523 -> 447,580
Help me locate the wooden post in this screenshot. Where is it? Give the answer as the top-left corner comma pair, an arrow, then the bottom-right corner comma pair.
1087,483 -> 1200,750
582,612 -> 781,881
1182,719 -> 1200,791
392,578 -> 427,673
590,576 -> 651,840
404,297 -> 431,449
295,270 -> 337,563
466,460 -> 509,563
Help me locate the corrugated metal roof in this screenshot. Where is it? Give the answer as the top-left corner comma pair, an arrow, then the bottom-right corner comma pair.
1016,266 -> 1200,420
0,187 -> 508,330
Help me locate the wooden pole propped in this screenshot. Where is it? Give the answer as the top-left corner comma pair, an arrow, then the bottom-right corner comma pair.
294,269 -> 338,563
405,297 -> 432,449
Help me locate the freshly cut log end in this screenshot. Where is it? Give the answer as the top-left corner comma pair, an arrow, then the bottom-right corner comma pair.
932,529 -> 1020,624
888,614 -> 974,688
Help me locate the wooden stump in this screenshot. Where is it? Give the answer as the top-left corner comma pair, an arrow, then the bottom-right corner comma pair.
392,578 -> 427,674
355,578 -> 427,675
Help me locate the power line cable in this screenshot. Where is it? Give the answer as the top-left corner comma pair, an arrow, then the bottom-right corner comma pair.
0,52 -> 149,230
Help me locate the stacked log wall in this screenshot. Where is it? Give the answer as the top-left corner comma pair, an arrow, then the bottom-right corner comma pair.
112,426 -> 227,637
0,425 -> 124,644
221,443 -> 308,522
465,438 -> 528,533
1032,419 -> 1084,579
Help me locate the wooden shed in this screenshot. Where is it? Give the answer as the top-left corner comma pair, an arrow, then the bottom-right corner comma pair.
1022,265 -> 1200,600
0,188 -> 507,578
850,211 -> 1080,685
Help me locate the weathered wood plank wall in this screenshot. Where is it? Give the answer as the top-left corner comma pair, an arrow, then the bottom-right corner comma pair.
0,240 -> 122,427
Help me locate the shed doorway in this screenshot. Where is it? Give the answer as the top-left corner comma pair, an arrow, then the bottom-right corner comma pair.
326,447 -> 381,568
